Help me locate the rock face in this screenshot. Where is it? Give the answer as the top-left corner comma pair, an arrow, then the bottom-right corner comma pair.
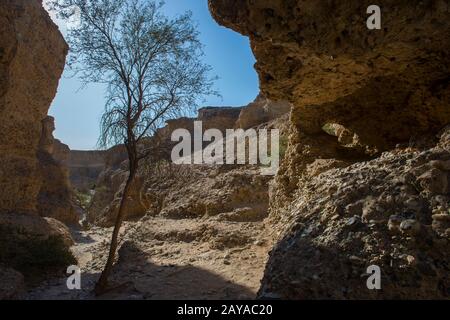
209,0 -> 450,299
0,0 -> 68,215
209,1 -> 450,152
156,106 -> 243,139
68,150 -> 108,192
87,156 -> 148,227
198,106 -> 242,132
86,145 -> 136,227
0,0 -> 75,285
260,128 -> 450,299
38,116 -> 79,225
146,165 -> 271,222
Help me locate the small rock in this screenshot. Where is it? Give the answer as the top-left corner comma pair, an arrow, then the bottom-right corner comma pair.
331,214 -> 340,221
346,216 -> 361,227
254,239 -> 265,246
400,219 -> 421,236
406,255 -> 416,265
388,215 -> 403,232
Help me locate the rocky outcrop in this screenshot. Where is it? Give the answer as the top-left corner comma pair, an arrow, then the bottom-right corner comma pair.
38,116 -> 79,226
87,161 -> 148,227
235,94 -> 291,130
156,106 -> 243,139
209,1 -> 450,152
198,106 -> 242,132
259,127 -> 450,299
209,0 -> 450,299
145,165 -> 271,222
86,145 -> 137,227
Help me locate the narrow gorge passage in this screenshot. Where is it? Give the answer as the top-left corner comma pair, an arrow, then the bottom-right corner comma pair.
24,98 -> 287,300
2,0 -> 449,302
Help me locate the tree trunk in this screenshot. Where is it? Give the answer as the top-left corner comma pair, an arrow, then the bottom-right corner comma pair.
94,162 -> 137,296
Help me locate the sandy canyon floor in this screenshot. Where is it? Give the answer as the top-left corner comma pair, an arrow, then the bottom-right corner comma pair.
26,215 -> 271,300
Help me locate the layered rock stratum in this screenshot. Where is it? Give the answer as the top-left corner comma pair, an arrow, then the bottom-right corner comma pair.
209,0 -> 450,299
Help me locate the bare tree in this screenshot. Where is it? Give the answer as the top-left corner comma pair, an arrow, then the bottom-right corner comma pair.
48,0 -> 216,295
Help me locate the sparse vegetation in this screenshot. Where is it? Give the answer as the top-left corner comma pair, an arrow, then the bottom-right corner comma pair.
49,0 -> 217,294
75,190 -> 93,210
0,225 -> 76,285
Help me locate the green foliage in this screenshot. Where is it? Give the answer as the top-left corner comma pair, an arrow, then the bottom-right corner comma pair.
322,123 -> 337,136
0,225 -> 76,284
75,190 -> 93,210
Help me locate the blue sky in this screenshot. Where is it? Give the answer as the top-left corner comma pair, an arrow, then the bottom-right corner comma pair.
46,0 -> 259,150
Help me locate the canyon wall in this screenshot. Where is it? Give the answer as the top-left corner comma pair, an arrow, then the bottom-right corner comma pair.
38,116 -> 78,225
87,101 -> 289,227
0,0 -> 68,215
235,94 -> 291,130
0,0 -> 75,293
68,150 -> 108,191
209,0 -> 450,299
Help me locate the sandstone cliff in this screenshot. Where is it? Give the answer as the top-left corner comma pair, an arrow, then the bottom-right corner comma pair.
235,94 -> 291,130
38,116 -> 79,225
0,0 -> 68,215
209,0 -> 450,299
0,0 -> 75,291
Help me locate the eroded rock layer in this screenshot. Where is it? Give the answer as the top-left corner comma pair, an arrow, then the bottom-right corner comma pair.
209,0 -> 450,299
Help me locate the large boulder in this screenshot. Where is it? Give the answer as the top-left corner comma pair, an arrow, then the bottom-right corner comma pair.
258,127 -> 450,299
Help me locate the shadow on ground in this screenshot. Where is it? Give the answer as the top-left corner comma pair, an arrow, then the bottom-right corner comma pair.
27,242 -> 255,300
